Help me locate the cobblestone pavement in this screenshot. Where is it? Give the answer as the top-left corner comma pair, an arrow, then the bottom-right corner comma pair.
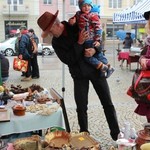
6,40 -> 146,149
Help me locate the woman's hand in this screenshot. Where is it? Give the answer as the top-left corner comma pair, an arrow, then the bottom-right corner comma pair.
84,48 -> 96,57
140,57 -> 147,70
78,29 -> 89,45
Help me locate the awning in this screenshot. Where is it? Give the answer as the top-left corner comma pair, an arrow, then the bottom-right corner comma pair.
113,0 -> 150,24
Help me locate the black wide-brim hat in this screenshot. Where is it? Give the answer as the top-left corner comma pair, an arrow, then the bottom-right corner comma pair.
144,10 -> 150,20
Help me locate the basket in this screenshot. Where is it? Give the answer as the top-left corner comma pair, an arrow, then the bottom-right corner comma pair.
45,131 -> 71,149
70,132 -> 101,149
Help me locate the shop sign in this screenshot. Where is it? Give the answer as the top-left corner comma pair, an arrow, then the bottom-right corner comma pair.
4,20 -> 27,39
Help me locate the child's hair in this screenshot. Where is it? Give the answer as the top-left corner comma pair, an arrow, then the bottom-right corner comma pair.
78,0 -> 93,10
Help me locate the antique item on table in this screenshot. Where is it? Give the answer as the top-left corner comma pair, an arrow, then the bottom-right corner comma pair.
0,109 -> 10,122
40,141 -> 49,150
28,84 -> 44,93
37,103 -> 60,116
10,84 -> 28,94
109,146 -> 116,150
25,84 -> 51,102
136,123 -> 150,150
26,103 -> 60,116
37,97 -> 51,104
70,132 -> 101,149
0,92 -> 13,105
26,104 -> 47,113
45,126 -> 65,134
25,94 -> 34,101
45,130 -> 71,149
12,105 -> 26,116
13,58 -> 28,72
0,85 -> 13,105
12,92 -> 29,101
116,138 -> 136,148
13,135 -> 40,150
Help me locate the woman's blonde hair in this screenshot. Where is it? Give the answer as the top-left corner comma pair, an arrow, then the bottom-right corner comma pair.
145,20 -> 150,35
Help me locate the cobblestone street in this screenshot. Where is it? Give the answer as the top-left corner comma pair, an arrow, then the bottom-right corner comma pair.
6,40 -> 146,149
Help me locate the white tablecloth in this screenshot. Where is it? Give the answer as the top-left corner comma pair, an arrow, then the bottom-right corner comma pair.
130,46 -> 141,53
0,107 -> 65,136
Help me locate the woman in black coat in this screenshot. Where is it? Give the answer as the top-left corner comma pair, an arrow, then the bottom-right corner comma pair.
0,54 -> 9,82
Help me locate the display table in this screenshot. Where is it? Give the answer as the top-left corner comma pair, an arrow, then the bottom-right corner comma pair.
130,46 -> 142,53
0,107 -> 65,136
118,51 -> 140,70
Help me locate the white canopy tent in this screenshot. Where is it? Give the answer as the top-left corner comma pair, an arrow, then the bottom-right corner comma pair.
113,0 -> 150,24
112,0 -> 150,67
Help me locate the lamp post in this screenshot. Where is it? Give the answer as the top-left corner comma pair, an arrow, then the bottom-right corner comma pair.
8,3 -> 11,37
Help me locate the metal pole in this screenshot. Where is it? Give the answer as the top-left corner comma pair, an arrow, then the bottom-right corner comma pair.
8,3 -> 11,38
112,23 -> 116,67
61,0 -> 71,133
135,24 -> 138,41
62,0 -> 65,98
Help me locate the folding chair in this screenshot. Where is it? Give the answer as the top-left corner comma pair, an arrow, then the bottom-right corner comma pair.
50,88 -> 70,132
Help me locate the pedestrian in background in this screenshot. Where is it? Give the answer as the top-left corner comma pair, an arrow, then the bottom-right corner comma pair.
37,10 -> 120,141
16,26 -> 28,77
18,29 -> 33,81
28,28 -> 40,79
0,54 -> 9,82
123,32 -> 133,49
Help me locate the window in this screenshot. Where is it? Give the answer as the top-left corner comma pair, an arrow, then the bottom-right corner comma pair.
19,0 -> 23,4
70,0 -> 75,5
7,0 -> 23,5
7,0 -> 23,11
109,0 -> 122,8
70,0 -> 77,6
43,0 -> 52,4
76,0 -> 78,6
7,0 -> 11,4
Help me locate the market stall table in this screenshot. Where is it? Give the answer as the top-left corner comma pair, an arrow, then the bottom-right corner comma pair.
118,49 -> 141,70
0,106 -> 65,136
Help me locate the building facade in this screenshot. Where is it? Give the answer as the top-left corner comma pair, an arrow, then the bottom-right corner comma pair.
0,0 -> 143,42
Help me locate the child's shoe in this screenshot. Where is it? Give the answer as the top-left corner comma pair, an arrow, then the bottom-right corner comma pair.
101,64 -> 108,72
106,67 -> 115,78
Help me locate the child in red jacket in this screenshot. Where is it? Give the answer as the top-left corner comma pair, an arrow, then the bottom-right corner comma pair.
69,0 -> 114,78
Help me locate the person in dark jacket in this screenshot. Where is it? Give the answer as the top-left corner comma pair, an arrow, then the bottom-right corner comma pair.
0,54 -> 9,82
37,10 -> 120,141
28,28 -> 40,79
123,32 -> 133,49
17,26 -> 28,77
18,31 -> 33,81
